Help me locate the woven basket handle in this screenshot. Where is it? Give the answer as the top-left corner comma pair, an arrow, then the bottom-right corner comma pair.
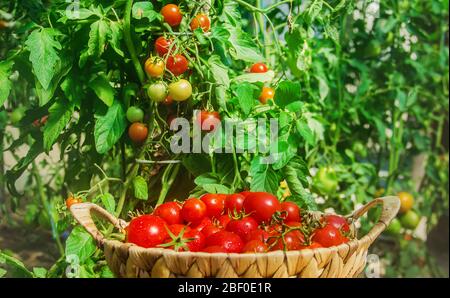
349,196 -> 400,242
70,203 -> 128,246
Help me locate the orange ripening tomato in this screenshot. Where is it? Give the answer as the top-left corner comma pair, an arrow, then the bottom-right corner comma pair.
190,14 -> 211,32
259,87 -> 275,104
66,197 -> 83,209
128,122 -> 148,143
144,58 -> 165,77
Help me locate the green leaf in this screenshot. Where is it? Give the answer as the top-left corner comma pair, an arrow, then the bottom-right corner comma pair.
89,74 -> 115,107
208,55 -> 230,88
65,226 -> 96,263
94,100 -> 126,154
274,81 -> 301,108
132,2 -> 158,21
304,113 -> 324,141
315,75 -> 329,102
202,184 -> 232,194
61,73 -> 84,108
109,21 -> 124,57
296,119 -> 315,145
284,157 -> 317,210
43,99 -> 74,151
35,55 -> 72,106
307,0 -> 323,23
32,267 -> 48,278
225,25 -> 264,62
0,268 -> 6,278
233,70 -> 275,84
0,251 -> 33,278
235,83 -> 258,116
0,60 -> 14,106
25,28 -> 62,90
182,154 -> 211,176
65,8 -> 96,20
133,176 -> 148,200
249,157 -> 279,194
79,20 -> 110,67
98,193 -> 116,214
194,173 -> 221,186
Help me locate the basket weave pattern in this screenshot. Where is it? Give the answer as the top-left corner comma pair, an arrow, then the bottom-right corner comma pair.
70,196 -> 400,278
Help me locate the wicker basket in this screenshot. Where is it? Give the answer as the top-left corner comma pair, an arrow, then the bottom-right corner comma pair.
70,196 -> 399,278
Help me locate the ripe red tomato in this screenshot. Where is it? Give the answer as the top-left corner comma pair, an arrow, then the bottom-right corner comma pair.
190,14 -> 211,32
163,95 -> 174,105
245,229 -> 270,243
201,224 -> 222,238
128,122 -> 148,143
224,194 -> 245,215
250,63 -> 268,73
285,221 -> 302,228
167,114 -> 177,127
280,201 -> 301,223
153,202 -> 182,225
226,217 -> 259,240
126,215 -> 168,248
205,231 -> 244,253
198,111 -> 221,132
183,230 -> 206,252
242,192 -> 281,223
155,36 -> 173,56
302,242 -> 323,250
269,230 -> 305,251
181,198 -> 207,224
161,4 -> 183,27
32,115 -> 49,127
202,246 -> 227,253
200,193 -> 225,218
242,240 -> 268,253
191,217 -> 213,232
217,214 -> 231,228
66,197 -> 83,209
312,225 -> 349,248
239,191 -> 252,198
166,54 -> 189,76
259,87 -> 275,104
323,214 -> 350,233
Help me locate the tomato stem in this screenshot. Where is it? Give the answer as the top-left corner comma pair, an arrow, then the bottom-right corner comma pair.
123,0 -> 145,84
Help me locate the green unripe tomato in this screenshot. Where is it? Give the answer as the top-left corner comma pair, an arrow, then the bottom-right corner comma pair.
148,82 -> 168,102
168,79 -> 192,102
400,210 -> 420,230
126,106 -> 144,123
385,32 -> 394,46
364,40 -> 382,59
385,218 -> 402,235
352,141 -> 368,158
313,167 -> 338,195
10,107 -> 25,124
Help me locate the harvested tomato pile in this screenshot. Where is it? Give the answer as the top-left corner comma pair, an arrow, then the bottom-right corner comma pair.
125,192 -> 353,253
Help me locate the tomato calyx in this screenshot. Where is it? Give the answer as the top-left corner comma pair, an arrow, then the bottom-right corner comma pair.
158,225 -> 195,252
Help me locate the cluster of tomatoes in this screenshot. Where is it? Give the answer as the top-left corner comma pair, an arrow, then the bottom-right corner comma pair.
126,4 -> 203,144
125,191 -> 352,253
124,3 -> 279,144
385,192 -> 421,237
